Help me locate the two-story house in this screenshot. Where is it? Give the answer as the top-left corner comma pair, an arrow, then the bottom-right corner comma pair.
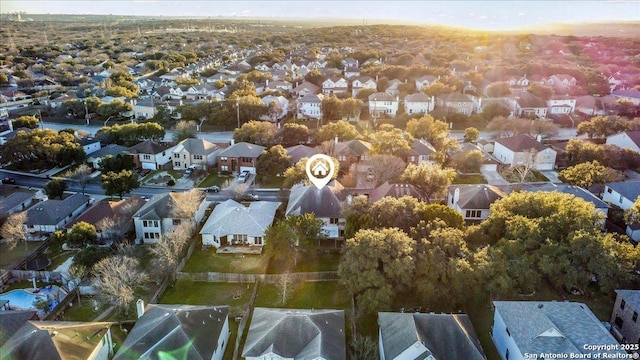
334,139 -> 371,169
508,92 -> 548,118
406,139 -> 436,165
436,93 -> 475,115
351,76 -> 377,97
546,95 -> 576,115
297,93 -> 324,120
606,131 -> 640,154
448,185 -> 507,223
404,93 -> 435,115
172,138 -> 220,170
292,81 -> 320,98
415,75 -> 438,91
217,142 -> 266,174
493,134 -> 557,170
611,290 -> 640,346
322,76 -> 348,95
286,183 -> 345,241
125,140 -> 176,170
260,95 -> 289,122
369,92 -> 399,118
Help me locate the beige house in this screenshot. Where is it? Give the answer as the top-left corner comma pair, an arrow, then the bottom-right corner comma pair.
172,138 -> 220,170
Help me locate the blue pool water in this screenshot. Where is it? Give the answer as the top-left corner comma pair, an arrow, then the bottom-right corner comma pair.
0,289 -> 47,310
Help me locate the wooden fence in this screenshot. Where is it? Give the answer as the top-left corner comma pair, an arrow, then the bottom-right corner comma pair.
0,269 -> 65,288
176,271 -> 339,284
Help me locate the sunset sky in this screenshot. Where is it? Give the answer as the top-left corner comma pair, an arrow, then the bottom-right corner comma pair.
2,0 -> 639,31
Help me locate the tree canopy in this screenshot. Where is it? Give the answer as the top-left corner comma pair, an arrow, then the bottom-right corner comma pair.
96,122 -> 165,146
400,163 -> 456,202
0,129 -> 86,171
256,145 -> 292,179
233,120 -> 276,146
314,120 -> 360,143
101,170 -> 139,199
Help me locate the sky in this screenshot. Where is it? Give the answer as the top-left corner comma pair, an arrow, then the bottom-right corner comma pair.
2,0 -> 639,31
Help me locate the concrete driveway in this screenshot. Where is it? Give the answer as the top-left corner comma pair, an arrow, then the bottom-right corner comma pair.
540,170 -> 562,183
481,170 -> 510,185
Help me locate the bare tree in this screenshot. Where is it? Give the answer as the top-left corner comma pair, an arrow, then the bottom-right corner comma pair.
64,163 -> 92,195
0,211 -> 27,250
350,335 -> 379,360
231,182 -> 250,199
276,271 -> 297,305
511,148 -> 538,183
169,189 -> 205,219
366,155 -> 406,187
90,255 -> 148,313
96,216 -> 126,244
63,264 -> 88,306
149,222 -> 192,281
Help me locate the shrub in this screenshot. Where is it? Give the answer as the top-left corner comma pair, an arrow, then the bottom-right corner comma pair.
167,179 -> 175,186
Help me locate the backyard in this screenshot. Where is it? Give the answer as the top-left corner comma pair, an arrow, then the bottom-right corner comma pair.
182,247 -> 269,274
0,242 -> 43,269
452,173 -> 487,184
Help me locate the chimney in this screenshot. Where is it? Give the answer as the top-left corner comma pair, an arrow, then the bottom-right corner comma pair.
136,299 -> 145,319
453,188 -> 460,205
335,136 -> 339,144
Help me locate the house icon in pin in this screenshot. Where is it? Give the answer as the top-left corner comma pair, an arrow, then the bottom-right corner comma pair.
311,160 -> 329,177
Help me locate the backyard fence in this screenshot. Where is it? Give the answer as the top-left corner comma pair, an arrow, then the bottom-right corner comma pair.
176,271 -> 339,284
0,269 -> 65,288
232,282 -> 259,360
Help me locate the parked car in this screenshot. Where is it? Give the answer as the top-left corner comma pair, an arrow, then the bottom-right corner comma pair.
206,185 -> 220,192
239,193 -> 259,201
237,171 -> 248,183
2,177 -> 16,184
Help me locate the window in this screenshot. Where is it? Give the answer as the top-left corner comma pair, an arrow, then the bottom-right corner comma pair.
240,157 -> 252,163
620,195 -> 624,204
607,188 -> 612,193
220,157 -> 228,161
173,219 -> 181,226
193,154 -> 203,160
143,154 -> 151,160
506,349 -> 510,360
465,210 -> 481,218
621,299 -> 626,310
254,237 -> 263,245
633,312 -> 638,322
506,327 -> 511,337
174,161 -> 181,167
615,315 -> 624,328
143,220 -> 148,227
174,153 -> 179,158
221,165 -> 228,172
330,218 -> 339,224
162,151 -> 166,156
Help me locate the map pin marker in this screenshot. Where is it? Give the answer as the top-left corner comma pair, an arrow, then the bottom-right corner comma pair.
306,154 -> 335,190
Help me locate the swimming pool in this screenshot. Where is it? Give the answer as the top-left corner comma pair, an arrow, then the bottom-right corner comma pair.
0,289 -> 47,310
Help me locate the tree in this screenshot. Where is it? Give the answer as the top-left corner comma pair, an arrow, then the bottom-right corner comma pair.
624,196 -> 640,226
256,145 -> 292,180
278,123 -> 309,147
12,115 -> 39,129
350,335 -> 379,360
283,156 -> 339,188
91,255 -> 148,313
463,127 -> 479,143
321,95 -> 344,122
481,102 -> 511,121
267,100 -> 283,122
405,115 -> 458,160
95,122 -> 165,146
0,212 -> 27,250
264,214 -> 324,268
342,195 -> 373,239
369,196 -> 426,234
366,155 -> 406,187
342,98 -> 364,121
101,170 -> 139,199
616,98 -> 639,118
169,189 -> 205,220
44,179 -> 67,199
0,129 -> 86,171
98,154 -> 134,173
173,120 -> 197,142
421,82 -> 454,97
558,160 -> 608,188
150,222 -> 192,281
577,115 -> 629,139
72,246 -> 111,270
485,82 -> 512,97
233,120 -> 276,146
450,149 -> 483,174
338,228 -> 415,314
400,163 -> 456,203
65,222 -> 98,248
527,83 -> 554,101
314,120 -> 360,143
369,124 -> 413,157
64,164 -> 92,195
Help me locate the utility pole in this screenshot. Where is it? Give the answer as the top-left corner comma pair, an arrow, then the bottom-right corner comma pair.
236,98 -> 240,129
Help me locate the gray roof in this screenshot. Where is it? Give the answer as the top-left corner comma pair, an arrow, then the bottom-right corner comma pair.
1,321 -> 112,360
369,92 -> 396,101
409,139 -> 436,156
218,142 -> 266,158
605,180 -> 640,201
0,311 -> 37,346
0,191 -> 35,214
609,130 -> 640,147
285,145 -> 320,163
369,182 -> 425,203
87,144 -> 128,159
449,185 -> 506,209
286,184 -> 343,218
242,308 -> 346,360
133,192 -> 201,220
378,312 -> 486,360
335,140 -> 371,157
505,184 -> 610,210
437,92 -> 473,102
200,200 -> 280,239
495,134 -> 550,152
125,140 -> 174,155
493,301 -> 625,356
114,304 -> 229,360
615,290 -> 640,311
174,138 -> 218,156
25,193 -> 90,227
404,92 -> 431,103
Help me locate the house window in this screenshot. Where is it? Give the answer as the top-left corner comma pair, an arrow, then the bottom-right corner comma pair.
338,155 -> 346,161
221,157 -> 228,161
193,155 -> 203,160
173,219 -> 181,226
330,218 -> 339,224
240,157 -> 252,163
143,220 -> 148,227
143,155 -> 151,160
615,315 -> 624,328
619,195 -> 624,204
255,237 -> 263,245
506,349 -> 510,360
465,210 -> 481,218
174,154 -> 179,158
174,162 -> 181,167
621,299 -> 626,309
633,311 -> 638,322
221,165 -> 228,172
607,188 -> 612,193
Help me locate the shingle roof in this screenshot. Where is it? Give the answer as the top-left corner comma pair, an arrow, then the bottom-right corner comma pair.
298,94 -> 324,103
285,145 -> 320,163
114,304 -> 229,360
609,130 -> 640,148
87,144 -> 128,159
200,200 -> 280,239
133,192 -> 201,220
286,184 -> 343,218
378,312 -> 486,360
605,180 -> 640,201
369,182 -> 425,203
25,193 -> 90,227
449,185 -> 506,209
495,134 -> 549,152
404,92 -> 431,103
513,92 -> 546,108
1,321 -> 112,360
0,311 -> 37,347
65,196 -> 145,229
437,92 -> 473,102
334,140 -> 371,157
368,92 -> 396,102
242,308 -> 346,360
0,191 -> 35,214
125,140 -> 174,155
616,290 -> 640,311
409,139 -> 436,156
493,301 -> 625,356
292,81 -> 320,93
174,138 -> 218,156
217,142 -> 266,158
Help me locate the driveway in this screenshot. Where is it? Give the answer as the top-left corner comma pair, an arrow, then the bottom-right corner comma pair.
481,170 -> 510,185
540,170 -> 562,183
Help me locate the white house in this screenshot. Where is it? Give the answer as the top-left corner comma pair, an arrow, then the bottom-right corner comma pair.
493,134 -> 557,170
124,140 -> 176,170
602,180 -> 640,210
546,95 -> 576,115
297,94 -> 324,119
606,130 -> 640,154
369,92 -> 399,118
351,76 -> 377,97
415,75 -> 438,91
199,200 -> 280,248
322,76 -> 348,95
404,93 -> 435,115
260,95 -> 289,122
447,185 -> 506,222
492,301 -> 625,360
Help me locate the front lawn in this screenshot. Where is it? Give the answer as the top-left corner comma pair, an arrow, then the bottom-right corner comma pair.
452,173 -> 487,184
182,247 -> 269,274
198,173 -> 232,188
255,175 -> 284,189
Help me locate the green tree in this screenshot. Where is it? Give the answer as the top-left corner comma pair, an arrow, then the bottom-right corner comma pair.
558,160 -> 608,188
577,115 -> 630,139
369,124 -> 413,157
101,170 -> 139,199
450,149 -> 483,173
422,203 -> 465,229
481,102 -> 511,121
283,156 -> 339,188
624,196 -> 640,225
370,196 -> 426,234
96,122 -> 165,146
233,120 -> 276,146
265,214 -> 324,268
405,115 -> 458,161
400,163 -> 456,203
485,81 -> 512,97
314,120 -> 360,143
98,154 -> 134,173
338,228 -> 416,314
44,179 -> 67,199
527,83 -> 554,101
463,127 -> 479,143
321,95 -> 343,122
66,222 -> 98,248
12,115 -> 39,129
421,82 -> 454,97
278,123 -> 309,147
0,129 -> 86,170
256,145 -> 292,179
72,246 -> 111,270
342,195 -> 373,239
173,120 -> 197,142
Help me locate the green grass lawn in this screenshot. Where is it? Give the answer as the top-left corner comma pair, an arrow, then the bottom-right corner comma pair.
255,175 -> 284,189
182,247 -> 269,274
167,170 -> 184,180
160,280 -> 253,312
198,173 -> 232,188
254,281 -> 351,310
453,173 -> 487,184
266,251 -> 341,274
0,242 -> 43,269
62,296 -> 109,321
47,250 -> 76,271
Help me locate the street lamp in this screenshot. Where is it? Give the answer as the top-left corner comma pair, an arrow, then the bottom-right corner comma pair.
84,100 -> 90,125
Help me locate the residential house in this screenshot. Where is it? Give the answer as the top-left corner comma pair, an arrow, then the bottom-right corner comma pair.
132,97 -> 159,119
606,130 -> 640,154
492,301 -> 625,360
297,93 -> 324,119
77,136 -> 101,155
87,144 -> 127,169
602,180 -> 640,210
343,65 -> 360,79
493,134 -> 557,170
24,193 -> 91,236
351,76 -> 377,97
0,190 -> 36,215
242,308 -> 346,360
546,95 -> 576,115
172,138 -> 219,170
575,95 -> 617,117
322,76 -> 348,95
132,192 -> 208,243
286,144 -> 320,163
217,142 -> 266,174
341,57 -> 358,68
508,92 -> 548,118
65,196 -> 145,244
546,74 -> 578,91
265,80 -> 293,92
611,290 -> 640,345
511,183 -> 611,218
114,304 -> 229,360
612,89 -> 640,106
378,312 -> 486,360
0,321 -> 113,360
260,95 -> 289,122
457,143 -> 500,172
369,92 -> 399,118
334,139 -> 372,168
404,93 -> 434,115
124,140 -> 176,170
292,81 -> 320,98
286,183 -> 345,239
436,93 -> 475,115
0,311 -> 38,347
415,75 -> 438,91
368,182 -> 426,203
406,139 -> 436,165
448,185 -> 507,222
200,199 -> 280,248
